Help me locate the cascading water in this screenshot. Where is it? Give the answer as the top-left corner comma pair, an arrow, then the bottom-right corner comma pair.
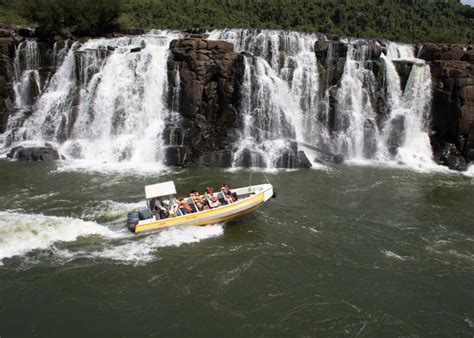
3,28 -> 439,171
9,40 -> 41,129
332,42 -> 382,160
65,34 -> 176,163
211,29 -> 436,170
4,31 -> 180,168
210,29 -> 325,168
381,42 -> 435,168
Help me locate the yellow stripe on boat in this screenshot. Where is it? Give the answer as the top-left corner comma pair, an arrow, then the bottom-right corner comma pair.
134,190 -> 266,234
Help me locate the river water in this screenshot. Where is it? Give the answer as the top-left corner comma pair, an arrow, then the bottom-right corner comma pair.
0,161 -> 473,336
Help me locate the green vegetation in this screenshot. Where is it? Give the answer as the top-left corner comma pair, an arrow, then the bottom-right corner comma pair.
1,0 -> 473,43
0,0 -> 26,25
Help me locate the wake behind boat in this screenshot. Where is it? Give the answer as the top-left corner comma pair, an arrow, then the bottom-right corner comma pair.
127,181 -> 275,234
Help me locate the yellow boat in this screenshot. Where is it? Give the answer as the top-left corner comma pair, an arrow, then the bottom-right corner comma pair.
127,181 -> 275,234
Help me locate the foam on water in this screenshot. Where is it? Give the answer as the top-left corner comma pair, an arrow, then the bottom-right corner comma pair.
381,249 -> 406,261
462,164 -> 474,178
54,159 -> 169,176
80,200 -> 146,224
51,224 -> 224,266
93,224 -> 224,264
0,211 -> 118,264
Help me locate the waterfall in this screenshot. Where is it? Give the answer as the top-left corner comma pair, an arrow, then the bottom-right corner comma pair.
211,29 -> 323,168
332,42 -> 382,160
4,31 -> 180,167
10,40 -> 41,126
382,42 -> 435,168
212,29 -> 435,170
2,29 -> 438,171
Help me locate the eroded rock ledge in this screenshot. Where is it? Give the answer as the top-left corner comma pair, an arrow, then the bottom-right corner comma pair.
419,43 -> 474,170
165,36 -> 245,167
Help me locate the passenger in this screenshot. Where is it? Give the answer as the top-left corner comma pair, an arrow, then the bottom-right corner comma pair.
190,190 -> 209,211
221,183 -> 238,202
151,197 -> 169,219
205,187 -> 221,208
176,197 -> 192,215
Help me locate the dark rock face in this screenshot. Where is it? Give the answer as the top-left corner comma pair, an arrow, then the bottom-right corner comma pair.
432,141 -> 468,171
392,60 -> 413,91
7,145 -> 60,161
166,36 -> 245,167
196,150 -> 233,167
315,37 -> 348,88
419,44 -> 474,165
0,24 -> 65,134
0,25 -> 18,133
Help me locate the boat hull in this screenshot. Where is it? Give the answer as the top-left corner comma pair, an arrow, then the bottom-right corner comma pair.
133,184 -> 272,234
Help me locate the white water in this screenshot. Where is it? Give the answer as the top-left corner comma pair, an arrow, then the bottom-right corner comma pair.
381,42 -> 439,170
1,29 -> 455,172
211,29 -> 324,168
4,31 -> 180,172
6,40 -> 42,134
211,29 -> 437,170
0,211 -> 118,265
0,205 -> 224,266
333,42 -> 381,159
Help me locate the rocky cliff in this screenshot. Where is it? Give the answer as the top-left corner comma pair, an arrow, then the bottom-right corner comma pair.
0,26 -> 473,171
418,44 -> 474,170
165,36 -> 244,167
0,24 -> 18,133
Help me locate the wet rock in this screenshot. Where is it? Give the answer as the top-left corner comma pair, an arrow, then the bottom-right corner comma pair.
196,150 -> 233,167
168,36 -> 244,167
386,116 -> 406,156
235,148 -> 266,168
432,141 -> 468,171
274,144 -> 312,169
164,145 -> 190,167
7,146 -> 60,161
418,44 -> 471,61
314,153 -> 344,165
392,60 -> 414,91
296,151 -> 312,168
363,119 -> 378,158
421,43 -> 474,170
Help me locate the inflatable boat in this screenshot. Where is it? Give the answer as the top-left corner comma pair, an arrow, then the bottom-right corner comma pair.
127,181 -> 275,234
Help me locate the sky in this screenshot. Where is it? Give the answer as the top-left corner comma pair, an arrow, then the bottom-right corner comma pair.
461,0 -> 474,6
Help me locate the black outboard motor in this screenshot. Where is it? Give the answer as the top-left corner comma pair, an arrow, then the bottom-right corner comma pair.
138,207 -> 152,220
127,210 -> 140,233
127,207 -> 153,233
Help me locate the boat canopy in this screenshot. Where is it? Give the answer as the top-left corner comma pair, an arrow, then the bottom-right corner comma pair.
145,181 -> 177,199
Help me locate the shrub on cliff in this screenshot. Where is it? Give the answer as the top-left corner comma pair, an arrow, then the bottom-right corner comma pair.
14,0 -> 122,36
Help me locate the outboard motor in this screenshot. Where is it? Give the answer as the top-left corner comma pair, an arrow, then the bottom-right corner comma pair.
138,207 -> 152,220
127,210 -> 140,233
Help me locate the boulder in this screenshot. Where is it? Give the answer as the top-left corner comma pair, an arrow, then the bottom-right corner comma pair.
274,143 -> 312,169
432,141 -> 468,171
314,153 -> 344,165
234,148 -> 266,168
7,146 -> 60,161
